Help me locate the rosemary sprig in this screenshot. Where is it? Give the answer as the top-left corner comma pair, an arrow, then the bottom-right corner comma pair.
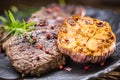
59,0 -> 66,6
0,11 -> 35,39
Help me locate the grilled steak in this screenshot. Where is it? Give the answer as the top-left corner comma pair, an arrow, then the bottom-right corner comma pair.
2,6 -> 85,76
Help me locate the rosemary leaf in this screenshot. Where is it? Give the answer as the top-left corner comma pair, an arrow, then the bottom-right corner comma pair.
0,16 -> 7,24
19,34 -> 24,39
26,22 -> 35,28
8,10 -> 16,23
0,11 -> 36,38
59,0 -> 66,6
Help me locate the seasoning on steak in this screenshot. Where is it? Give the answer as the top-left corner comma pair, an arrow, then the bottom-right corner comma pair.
2,6 -> 86,76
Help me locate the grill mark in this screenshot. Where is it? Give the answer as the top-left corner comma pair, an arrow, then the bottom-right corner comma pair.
42,57 -> 50,61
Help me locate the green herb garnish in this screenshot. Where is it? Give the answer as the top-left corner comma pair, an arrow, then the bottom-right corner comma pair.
59,0 -> 66,6
10,6 -> 18,13
0,10 -> 35,39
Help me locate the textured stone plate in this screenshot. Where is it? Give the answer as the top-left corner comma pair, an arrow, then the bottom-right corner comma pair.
0,6 -> 120,80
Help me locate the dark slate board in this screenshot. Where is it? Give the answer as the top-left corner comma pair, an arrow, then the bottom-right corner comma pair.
0,6 -> 120,80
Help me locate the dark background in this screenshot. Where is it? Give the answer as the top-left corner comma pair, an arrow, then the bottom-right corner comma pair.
0,0 -> 120,13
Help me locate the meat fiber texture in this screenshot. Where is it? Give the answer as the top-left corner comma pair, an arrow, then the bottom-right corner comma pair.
2,5 -> 85,76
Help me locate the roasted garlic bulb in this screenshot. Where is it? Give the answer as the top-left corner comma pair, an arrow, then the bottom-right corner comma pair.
57,15 -> 116,63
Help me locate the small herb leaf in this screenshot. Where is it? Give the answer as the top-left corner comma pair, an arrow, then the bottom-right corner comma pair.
59,0 -> 66,6
8,10 -> 16,23
0,16 -> 7,24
